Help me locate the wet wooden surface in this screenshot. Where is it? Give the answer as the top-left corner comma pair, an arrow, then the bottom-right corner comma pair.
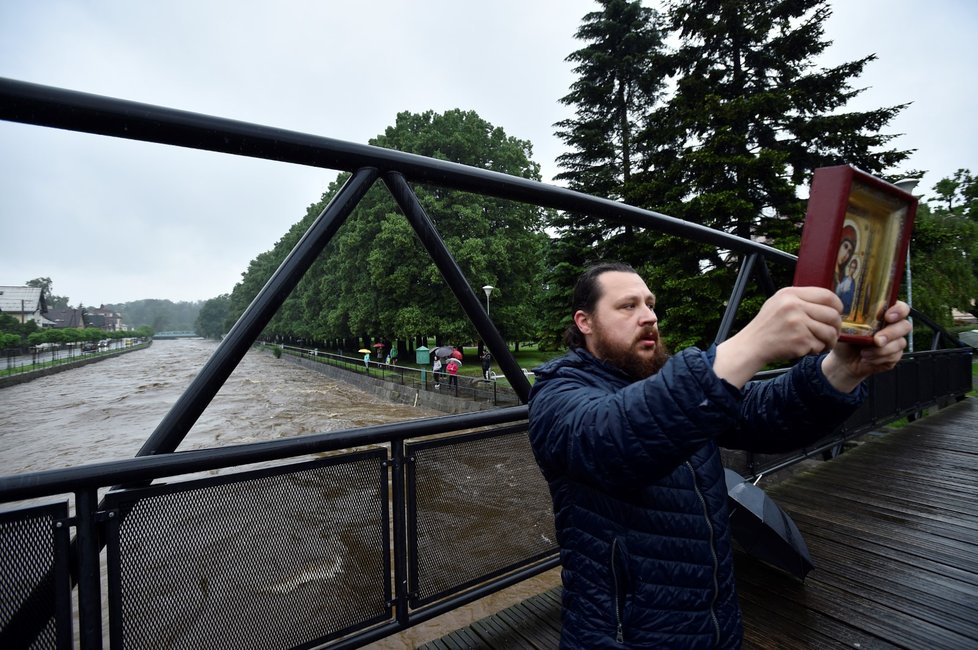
421,398 -> 978,650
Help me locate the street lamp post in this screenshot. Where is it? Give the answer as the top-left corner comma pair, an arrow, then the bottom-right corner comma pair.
482,285 -> 494,317
895,179 -> 919,352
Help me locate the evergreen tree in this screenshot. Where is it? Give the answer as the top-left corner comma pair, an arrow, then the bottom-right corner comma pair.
539,0 -> 668,348
554,0 -> 915,349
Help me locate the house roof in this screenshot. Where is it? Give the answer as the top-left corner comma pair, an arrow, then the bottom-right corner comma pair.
46,308 -> 85,328
0,286 -> 43,314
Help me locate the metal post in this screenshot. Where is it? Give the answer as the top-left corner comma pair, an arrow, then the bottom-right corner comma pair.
715,253 -> 760,345
390,443 -> 410,626
895,179 -> 918,352
906,247 -> 914,352
75,490 -> 102,649
383,172 -> 532,403
137,167 -> 379,457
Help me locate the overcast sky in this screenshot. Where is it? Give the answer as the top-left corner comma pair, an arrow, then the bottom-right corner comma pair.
2,1 -> 975,307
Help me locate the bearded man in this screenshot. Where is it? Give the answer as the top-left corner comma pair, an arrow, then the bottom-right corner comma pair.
527,262 -> 911,649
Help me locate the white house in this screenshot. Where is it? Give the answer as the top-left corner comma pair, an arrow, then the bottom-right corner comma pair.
0,286 -> 54,325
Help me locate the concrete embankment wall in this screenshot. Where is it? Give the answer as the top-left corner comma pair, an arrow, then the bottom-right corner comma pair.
280,354 -> 503,414
0,343 -> 152,390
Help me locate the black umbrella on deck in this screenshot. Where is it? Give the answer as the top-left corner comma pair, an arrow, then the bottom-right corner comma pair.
724,468 -> 814,580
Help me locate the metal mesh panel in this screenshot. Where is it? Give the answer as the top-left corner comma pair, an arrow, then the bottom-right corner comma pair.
407,427 -> 557,605
917,355 -> 936,403
104,450 -> 390,650
873,370 -> 898,418
896,360 -> 920,412
0,502 -> 71,649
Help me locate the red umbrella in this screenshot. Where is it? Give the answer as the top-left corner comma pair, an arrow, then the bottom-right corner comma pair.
450,349 -> 463,360
372,342 -> 386,348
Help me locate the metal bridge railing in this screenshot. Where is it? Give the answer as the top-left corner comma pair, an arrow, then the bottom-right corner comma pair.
0,76 -> 974,649
0,408 -> 558,649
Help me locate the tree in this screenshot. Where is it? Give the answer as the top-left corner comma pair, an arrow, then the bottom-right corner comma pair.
115,299 -> 202,331
909,170 -> 978,325
539,0 -> 670,348
547,0 -> 915,349
554,0 -> 667,203
0,332 -> 21,353
26,277 -> 68,309
231,109 -> 550,351
195,294 -> 231,339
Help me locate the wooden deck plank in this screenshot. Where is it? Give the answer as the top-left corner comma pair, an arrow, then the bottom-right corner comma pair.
735,556 -> 977,649
423,398 -> 978,649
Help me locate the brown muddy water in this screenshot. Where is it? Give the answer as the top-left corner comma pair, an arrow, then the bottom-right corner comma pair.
0,338 -> 560,648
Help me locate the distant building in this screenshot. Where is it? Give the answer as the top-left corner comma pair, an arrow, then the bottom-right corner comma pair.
0,286 -> 54,326
952,307 -> 977,325
84,305 -> 125,331
46,307 -> 86,328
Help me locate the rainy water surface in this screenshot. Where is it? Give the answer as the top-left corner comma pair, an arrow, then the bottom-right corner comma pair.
0,339 -> 560,648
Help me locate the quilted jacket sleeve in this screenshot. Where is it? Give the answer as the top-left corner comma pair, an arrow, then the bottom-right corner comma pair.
528,347 -> 744,491
719,353 -> 865,453
528,347 -> 866,493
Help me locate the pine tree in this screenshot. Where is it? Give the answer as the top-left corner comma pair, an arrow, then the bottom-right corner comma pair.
634,0 -> 915,347
538,0 -> 669,348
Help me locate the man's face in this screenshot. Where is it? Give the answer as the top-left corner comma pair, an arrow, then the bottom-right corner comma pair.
575,271 -> 669,379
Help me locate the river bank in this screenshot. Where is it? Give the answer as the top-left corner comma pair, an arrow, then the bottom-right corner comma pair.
0,341 -> 153,390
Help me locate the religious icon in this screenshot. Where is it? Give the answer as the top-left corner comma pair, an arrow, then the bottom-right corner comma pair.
793,165 -> 918,344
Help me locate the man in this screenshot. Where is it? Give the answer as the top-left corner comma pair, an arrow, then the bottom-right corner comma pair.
527,262 -> 910,649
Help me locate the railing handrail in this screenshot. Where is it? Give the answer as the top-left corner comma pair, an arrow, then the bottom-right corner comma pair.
0,76 -> 794,264
0,405 -> 528,503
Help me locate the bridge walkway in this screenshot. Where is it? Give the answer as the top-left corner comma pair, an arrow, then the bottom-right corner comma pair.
422,397 -> 978,650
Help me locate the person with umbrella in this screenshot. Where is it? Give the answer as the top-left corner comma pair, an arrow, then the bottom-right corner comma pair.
527,262 -> 911,649
372,341 -> 386,360
358,348 -> 371,370
445,357 -> 460,391
432,345 -> 455,360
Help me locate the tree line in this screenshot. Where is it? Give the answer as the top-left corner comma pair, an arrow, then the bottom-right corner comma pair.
188,0 -> 976,351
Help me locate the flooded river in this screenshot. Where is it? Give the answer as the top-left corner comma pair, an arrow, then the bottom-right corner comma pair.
0,339 -> 434,475
0,339 -> 560,649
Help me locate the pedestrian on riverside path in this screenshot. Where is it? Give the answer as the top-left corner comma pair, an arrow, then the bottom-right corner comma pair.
527,262 -> 911,649
482,349 -> 492,380
432,356 -> 443,389
446,358 -> 459,390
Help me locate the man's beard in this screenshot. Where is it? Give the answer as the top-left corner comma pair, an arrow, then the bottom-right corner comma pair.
590,323 -> 671,380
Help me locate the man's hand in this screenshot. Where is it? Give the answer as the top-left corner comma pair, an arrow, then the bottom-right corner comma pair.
715,287 -> 844,388
821,301 -> 912,393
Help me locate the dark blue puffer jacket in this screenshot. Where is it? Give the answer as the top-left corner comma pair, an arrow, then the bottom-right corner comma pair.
528,346 -> 864,649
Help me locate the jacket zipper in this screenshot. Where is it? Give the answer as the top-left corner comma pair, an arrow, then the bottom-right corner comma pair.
686,461 -> 721,646
611,537 -> 625,643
